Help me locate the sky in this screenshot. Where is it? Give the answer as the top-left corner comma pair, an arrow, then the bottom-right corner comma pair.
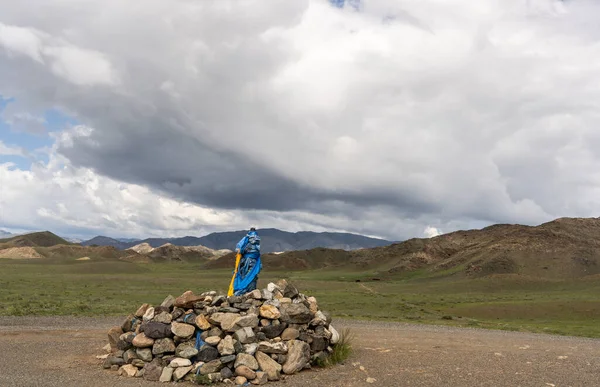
1,0 -> 600,241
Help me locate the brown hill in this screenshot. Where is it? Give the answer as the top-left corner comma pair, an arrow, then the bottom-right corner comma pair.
0,231 -> 70,248
202,217 -> 600,280
145,243 -> 217,262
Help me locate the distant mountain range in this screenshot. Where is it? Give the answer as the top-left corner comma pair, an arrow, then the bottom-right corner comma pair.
0,230 -> 14,238
80,228 -> 393,253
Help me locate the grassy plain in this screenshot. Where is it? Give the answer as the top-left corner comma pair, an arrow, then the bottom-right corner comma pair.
1,259 -> 600,338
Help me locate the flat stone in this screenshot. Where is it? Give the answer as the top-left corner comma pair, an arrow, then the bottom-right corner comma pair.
218,335 -> 235,356
131,359 -> 146,368
260,323 -> 287,339
219,306 -> 241,313
235,353 -> 259,370
132,332 -> 155,348
173,365 -> 193,381
220,354 -> 237,364
233,314 -> 259,330
135,303 -> 151,318
159,366 -> 174,382
169,357 -> 192,368
174,290 -> 204,308
143,307 -> 155,322
233,303 -> 252,311
195,314 -> 212,330
235,365 -> 256,380
154,312 -> 173,324
281,328 -> 300,341
161,295 -> 176,309
141,321 -> 172,339
152,338 -> 176,355
136,348 -> 153,362
205,336 -> 221,346
251,371 -> 268,385
120,364 -> 138,377
259,305 -> 280,320
200,359 -> 224,375
171,322 -> 195,339
257,341 -> 288,354
234,327 -> 256,344
283,340 -> 310,375
255,351 -> 282,375
209,312 -> 240,331
280,303 -> 312,324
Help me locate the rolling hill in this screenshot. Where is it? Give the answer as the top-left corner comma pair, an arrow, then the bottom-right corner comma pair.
81,228 -> 393,253
203,217 -> 600,280
0,231 -> 70,248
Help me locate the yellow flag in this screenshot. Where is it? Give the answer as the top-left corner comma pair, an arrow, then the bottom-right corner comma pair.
227,252 -> 242,297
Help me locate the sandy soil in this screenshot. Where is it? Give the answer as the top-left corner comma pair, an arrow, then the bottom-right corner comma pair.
0,317 -> 599,387
0,247 -> 43,259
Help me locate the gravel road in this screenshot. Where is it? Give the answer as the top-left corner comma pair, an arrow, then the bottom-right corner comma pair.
0,316 -> 599,387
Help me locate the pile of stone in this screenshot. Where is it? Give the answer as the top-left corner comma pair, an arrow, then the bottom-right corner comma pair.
101,279 -> 340,385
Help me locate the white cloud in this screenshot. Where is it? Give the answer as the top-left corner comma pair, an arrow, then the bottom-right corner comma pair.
1,0 -> 600,240
424,226 -> 441,238
0,140 -> 25,157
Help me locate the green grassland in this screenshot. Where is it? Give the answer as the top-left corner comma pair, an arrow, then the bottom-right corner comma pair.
2,259 -> 600,338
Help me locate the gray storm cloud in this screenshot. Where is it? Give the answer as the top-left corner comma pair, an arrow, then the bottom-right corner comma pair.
2,0 -> 600,240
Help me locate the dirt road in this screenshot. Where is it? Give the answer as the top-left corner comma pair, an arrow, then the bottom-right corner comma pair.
0,317 -> 598,387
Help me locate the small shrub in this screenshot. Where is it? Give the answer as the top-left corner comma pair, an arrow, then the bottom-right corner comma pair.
194,374 -> 212,385
314,327 -> 354,367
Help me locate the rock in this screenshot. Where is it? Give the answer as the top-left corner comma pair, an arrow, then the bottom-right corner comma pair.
244,343 -> 258,355
176,342 -> 199,359
281,328 -> 300,341
154,312 -> 173,324
136,348 -> 153,362
329,324 -> 340,344
122,314 -> 136,332
209,312 -> 240,331
228,295 -> 242,304
131,359 -> 145,368
235,376 -> 248,385
283,340 -> 311,375
311,335 -> 328,352
171,322 -> 195,339
108,327 -> 123,351
248,289 -> 262,299
208,372 -> 224,383
221,366 -> 234,379
120,364 -> 138,377
257,341 -> 288,354
267,283 -> 280,292
201,359 -> 224,375
111,364 -> 119,371
161,295 -> 176,309
261,289 -> 273,301
276,279 -> 299,299
233,303 -> 252,311
205,336 -> 221,346
231,314 -> 259,332
211,295 -> 227,306
143,307 -> 155,322
218,335 -> 235,355
195,314 -> 212,330
173,365 -> 193,381
103,356 -> 125,369
152,338 -> 176,355
234,327 -> 256,344
235,353 -> 259,370
260,319 -> 270,327
280,304 -> 312,324
255,351 -> 282,376
172,307 -> 185,320
117,339 -> 132,351
307,296 -> 319,314
132,332 -> 154,348
280,297 -> 292,304
366,377 -> 377,383
235,365 -> 256,380
174,290 -> 204,309
159,366 -> 174,382
143,358 -> 164,381
261,323 -> 287,339
197,344 -> 220,362
259,304 -> 281,320
169,357 -> 192,367
220,354 -> 237,364
135,303 -> 151,318
141,322 -> 172,339
251,371 -> 268,385
123,348 -> 138,363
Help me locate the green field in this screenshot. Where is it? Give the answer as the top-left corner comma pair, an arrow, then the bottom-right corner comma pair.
2,259 -> 600,338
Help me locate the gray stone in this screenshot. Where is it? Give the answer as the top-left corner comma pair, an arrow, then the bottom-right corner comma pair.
221,366 -> 234,379
161,295 -> 176,309
131,359 -> 146,368
233,314 -> 259,330
261,323 -> 287,339
261,289 -> 273,301
143,358 -> 164,381
123,349 -> 138,363
171,322 -> 195,339
103,356 -> 124,369
227,296 -> 242,304
233,303 -> 252,311
152,338 -> 176,355
220,354 -> 237,364
234,327 -> 256,344
209,312 -> 240,331
172,307 -> 185,320
218,335 -> 235,355
235,353 -> 259,370
176,342 -> 199,359
257,341 -> 288,354
197,344 -> 220,362
283,340 -> 310,375
219,306 -> 241,313
154,312 -> 173,324
280,303 -> 312,324
211,295 -> 227,306
136,348 -> 153,362
159,366 -> 174,382
200,359 -> 224,375
173,365 -> 193,380
310,335 -> 328,352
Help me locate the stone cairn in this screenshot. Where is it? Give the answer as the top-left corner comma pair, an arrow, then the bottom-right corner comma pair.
101,279 -> 340,385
